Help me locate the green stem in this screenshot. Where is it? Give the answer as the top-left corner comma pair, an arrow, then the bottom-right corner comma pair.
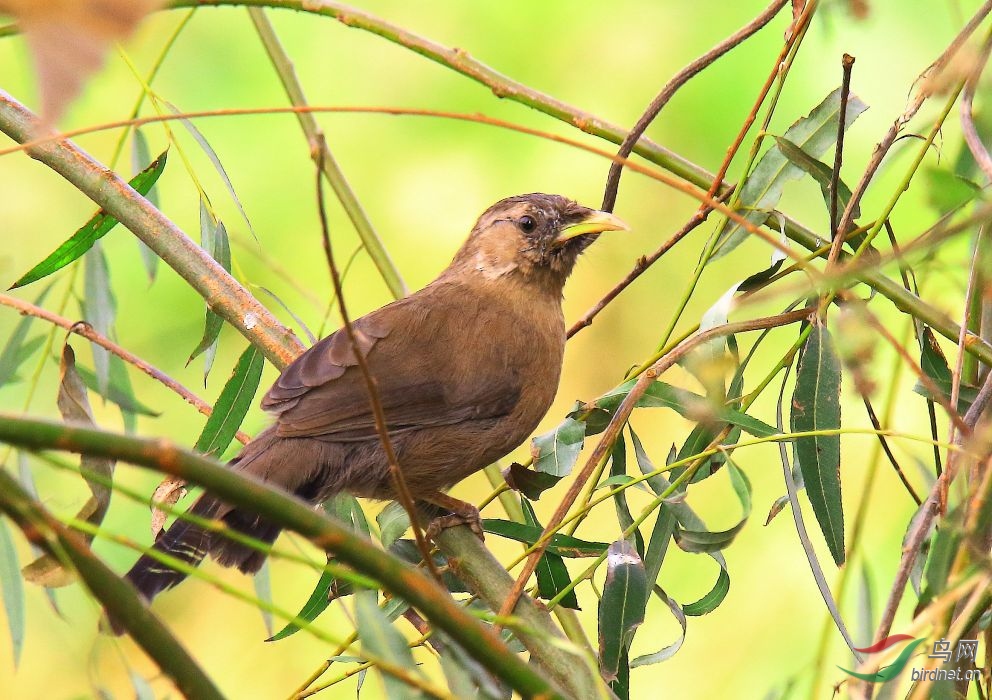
0,470 -> 225,700
248,8 -> 407,300
0,414 -> 567,700
0,90 -> 304,367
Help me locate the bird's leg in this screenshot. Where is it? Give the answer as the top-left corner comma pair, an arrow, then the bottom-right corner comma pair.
419,491 -> 485,541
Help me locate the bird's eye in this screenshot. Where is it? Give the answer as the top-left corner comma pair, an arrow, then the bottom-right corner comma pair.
518,215 -> 537,233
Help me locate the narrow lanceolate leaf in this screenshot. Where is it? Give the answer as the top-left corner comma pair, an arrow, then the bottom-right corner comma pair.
187,201 -> 232,377
267,566 -> 337,642
521,499 -> 579,609
355,591 -> 425,700
579,379 -> 779,439
531,414 -> 586,477
711,88 -> 868,259
23,345 -> 116,587
82,242 -> 116,396
9,151 -> 167,289
254,560 -> 274,638
0,517 -> 25,667
167,102 -> 256,238
599,540 -> 648,682
914,327 -> 979,411
791,324 -> 845,565
193,344 -> 263,459
376,501 -> 411,549
73,358 -> 160,419
630,586 -> 687,667
673,460 -> 752,553
270,495 -> 373,642
131,129 -> 160,282
481,519 -> 608,557
774,136 -> 860,224
0,283 -> 54,387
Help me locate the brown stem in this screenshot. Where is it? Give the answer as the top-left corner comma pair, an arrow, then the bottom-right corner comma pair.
826,53 -> 856,266
961,30 -> 992,184
600,0 -> 789,212
835,0 -> 992,238
313,158 -> 441,584
0,293 -> 249,445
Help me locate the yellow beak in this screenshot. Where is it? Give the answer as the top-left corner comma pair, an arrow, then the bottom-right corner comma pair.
554,210 -> 630,245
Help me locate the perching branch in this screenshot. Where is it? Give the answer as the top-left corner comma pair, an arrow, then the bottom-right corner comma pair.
0,414 -> 568,700
0,293 -> 250,445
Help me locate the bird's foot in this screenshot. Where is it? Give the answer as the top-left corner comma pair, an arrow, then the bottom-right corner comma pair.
421,493 -> 484,541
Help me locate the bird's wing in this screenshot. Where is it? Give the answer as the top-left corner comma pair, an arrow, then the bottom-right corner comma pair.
260,292 -> 521,440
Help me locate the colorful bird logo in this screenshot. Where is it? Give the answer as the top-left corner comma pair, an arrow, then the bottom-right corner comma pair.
838,635 -> 925,683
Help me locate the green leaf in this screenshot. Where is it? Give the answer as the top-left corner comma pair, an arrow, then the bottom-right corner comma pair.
389,540 -> 469,594
376,502 -> 410,549
501,462 -> 561,500
791,324 -> 845,565
520,499 -> 579,609
480,519 -> 608,558
630,586 -> 686,667
595,474 -> 650,494
267,567 -> 338,642
0,517 -> 24,667
167,102 -> 256,239
598,540 -> 647,682
711,88 -> 868,259
131,129 -> 160,283
531,414 -> 586,477
82,242 -> 116,396
924,167 -> 981,214
914,327 -> 979,411
193,344 -> 264,459
681,566 -> 731,616
9,151 -> 167,289
355,591 -> 425,700
254,560 -> 274,638
74,362 -> 160,417
438,636 -> 507,699
0,283 -> 54,387
608,438 -> 644,557
580,379 -> 779,439
187,200 -> 232,377
774,136 -> 860,223
673,460 -> 752,553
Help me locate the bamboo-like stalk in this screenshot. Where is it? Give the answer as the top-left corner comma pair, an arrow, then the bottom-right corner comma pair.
0,414 -> 570,700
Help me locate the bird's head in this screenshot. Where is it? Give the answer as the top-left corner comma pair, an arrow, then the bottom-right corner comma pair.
450,193 -> 628,289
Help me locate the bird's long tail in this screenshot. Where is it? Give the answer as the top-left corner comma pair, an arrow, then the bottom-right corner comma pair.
123,428 -> 314,607
123,492 -> 283,603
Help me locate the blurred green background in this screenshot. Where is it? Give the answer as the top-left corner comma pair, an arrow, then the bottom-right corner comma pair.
0,1 -> 982,697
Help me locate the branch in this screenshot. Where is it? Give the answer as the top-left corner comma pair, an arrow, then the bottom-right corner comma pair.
0,470 -> 225,700
0,414 -> 567,700
248,8 -> 407,300
600,0 -> 789,211
0,89 -> 304,367
0,293 -> 250,445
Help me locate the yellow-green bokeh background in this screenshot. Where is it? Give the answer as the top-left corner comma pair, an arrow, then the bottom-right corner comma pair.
0,2 -> 982,698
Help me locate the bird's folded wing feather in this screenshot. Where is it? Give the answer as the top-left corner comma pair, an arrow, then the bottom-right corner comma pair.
260,293 -> 521,440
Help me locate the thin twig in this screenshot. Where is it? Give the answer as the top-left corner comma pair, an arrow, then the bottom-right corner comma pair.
313,157 -> 442,584
835,0 -> 992,237
860,397 -> 922,505
0,293 -> 250,445
600,0 -> 789,211
826,53 -> 856,267
249,8 -> 407,300
961,30 -> 992,183
497,307 -> 813,619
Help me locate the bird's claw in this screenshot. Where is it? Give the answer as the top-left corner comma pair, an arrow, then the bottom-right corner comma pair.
425,504 -> 484,542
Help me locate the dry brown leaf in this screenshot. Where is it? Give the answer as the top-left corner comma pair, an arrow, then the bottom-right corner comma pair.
23,344 -> 116,588
0,0 -> 166,125
150,477 -> 188,540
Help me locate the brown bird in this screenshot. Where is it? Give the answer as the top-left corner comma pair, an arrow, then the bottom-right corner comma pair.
125,193 -> 627,602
